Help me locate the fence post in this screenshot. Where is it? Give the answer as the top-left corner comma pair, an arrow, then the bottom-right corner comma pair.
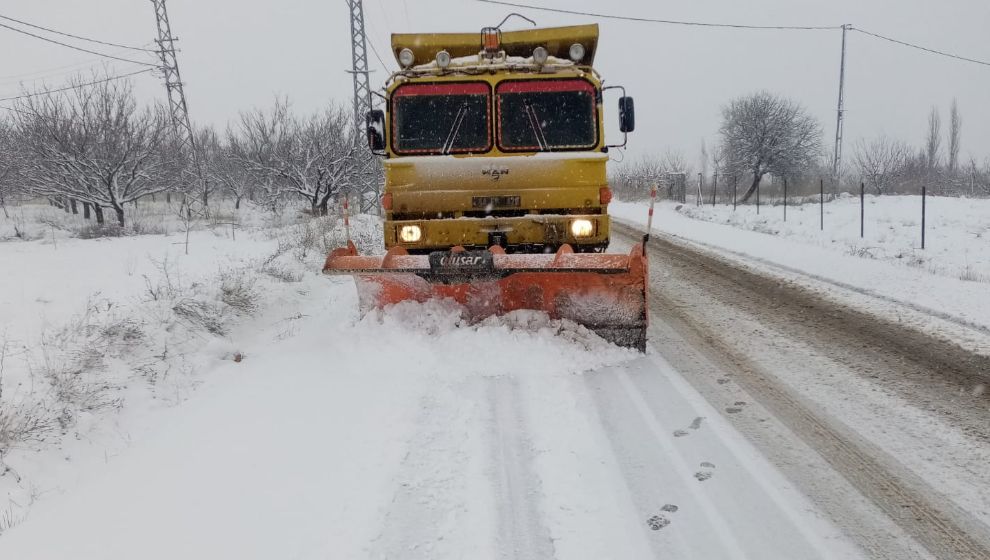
697,173 -> 703,206
712,171 -> 718,207
783,179 -> 788,222
921,185 -> 926,249
860,182 -> 865,238
820,178 -> 824,231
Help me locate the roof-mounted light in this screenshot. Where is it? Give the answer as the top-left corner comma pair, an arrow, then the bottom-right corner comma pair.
569,43 -> 586,63
481,26 -> 501,58
436,50 -> 451,69
532,46 -> 549,65
399,48 -> 415,68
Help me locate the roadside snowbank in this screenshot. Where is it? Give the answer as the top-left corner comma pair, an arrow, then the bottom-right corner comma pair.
612,197 -> 990,349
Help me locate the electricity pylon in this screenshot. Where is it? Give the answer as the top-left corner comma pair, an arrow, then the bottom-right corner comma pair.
151,0 -> 208,209
346,0 -> 374,136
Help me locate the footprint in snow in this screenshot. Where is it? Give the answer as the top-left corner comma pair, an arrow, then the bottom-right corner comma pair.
647,514 -> 670,530
647,505 -> 679,530
695,462 -> 715,482
725,402 -> 747,414
674,417 -> 706,438
717,378 -> 730,385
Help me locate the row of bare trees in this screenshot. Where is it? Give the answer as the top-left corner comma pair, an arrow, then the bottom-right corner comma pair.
852,101 -> 989,196
613,91 -> 827,201
613,91 -> 990,202
0,74 -> 378,228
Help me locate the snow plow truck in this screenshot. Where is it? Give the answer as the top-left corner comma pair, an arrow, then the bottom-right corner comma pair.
323,22 -> 648,351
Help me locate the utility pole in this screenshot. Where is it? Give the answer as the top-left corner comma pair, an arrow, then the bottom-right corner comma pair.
832,24 -> 850,181
346,0 -> 382,213
151,0 -> 208,209
347,0 -> 374,135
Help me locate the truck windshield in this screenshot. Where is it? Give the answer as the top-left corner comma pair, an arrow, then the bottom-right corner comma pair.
391,83 -> 491,155
497,79 -> 598,152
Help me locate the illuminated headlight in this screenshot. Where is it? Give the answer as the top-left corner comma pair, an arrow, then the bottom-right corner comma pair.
570,219 -> 594,237
399,48 -> 415,68
532,46 -> 549,65
399,225 -> 422,243
569,43 -> 586,62
436,50 -> 451,69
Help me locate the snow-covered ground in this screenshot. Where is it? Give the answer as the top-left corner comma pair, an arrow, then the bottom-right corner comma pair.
0,205 -> 871,558
612,196 -> 990,350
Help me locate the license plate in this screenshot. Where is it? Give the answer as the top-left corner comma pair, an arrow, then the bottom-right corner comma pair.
472,195 -> 521,209
428,251 -> 494,273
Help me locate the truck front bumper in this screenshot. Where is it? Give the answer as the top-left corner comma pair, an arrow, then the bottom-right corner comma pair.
385,214 -> 610,252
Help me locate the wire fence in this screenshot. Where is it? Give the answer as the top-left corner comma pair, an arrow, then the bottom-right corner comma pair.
629,174 -> 962,250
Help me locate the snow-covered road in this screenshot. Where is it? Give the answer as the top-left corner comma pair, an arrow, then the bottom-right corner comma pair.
0,264 -> 863,559
2,219 -> 988,559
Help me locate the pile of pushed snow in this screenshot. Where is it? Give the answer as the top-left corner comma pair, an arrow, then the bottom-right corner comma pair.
344,299 -> 636,379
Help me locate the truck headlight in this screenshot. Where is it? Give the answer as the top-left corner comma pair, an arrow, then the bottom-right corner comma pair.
399,225 -> 422,243
399,48 -> 415,68
570,219 -> 594,237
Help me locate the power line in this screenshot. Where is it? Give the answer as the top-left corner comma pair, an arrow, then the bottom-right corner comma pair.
0,13 -> 154,52
477,1 -> 990,69
0,44 -> 156,86
0,22 -> 159,67
852,27 -> 990,68
368,39 -> 393,73
0,68 -> 153,102
474,0 -> 841,30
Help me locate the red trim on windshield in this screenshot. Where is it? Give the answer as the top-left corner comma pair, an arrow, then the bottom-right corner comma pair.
497,79 -> 596,94
392,82 -> 490,97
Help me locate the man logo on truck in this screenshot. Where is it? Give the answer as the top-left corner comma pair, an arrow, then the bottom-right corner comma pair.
482,168 -> 509,181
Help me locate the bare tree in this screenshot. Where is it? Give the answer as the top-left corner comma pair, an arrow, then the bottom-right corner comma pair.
699,139 -> 709,185
852,136 -> 910,195
925,106 -> 942,175
207,128 -> 254,210
14,75 -> 170,227
234,99 -> 363,216
0,118 -> 19,218
719,91 -> 823,202
948,99 -> 962,175
609,149 -> 693,201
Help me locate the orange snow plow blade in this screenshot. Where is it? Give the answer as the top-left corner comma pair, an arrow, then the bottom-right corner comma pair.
323,243 -> 648,351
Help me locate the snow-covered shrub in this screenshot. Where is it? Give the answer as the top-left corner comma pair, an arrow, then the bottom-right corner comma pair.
218,268 -> 260,315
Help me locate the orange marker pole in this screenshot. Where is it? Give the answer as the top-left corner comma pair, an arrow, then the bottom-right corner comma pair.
644,184 -> 658,247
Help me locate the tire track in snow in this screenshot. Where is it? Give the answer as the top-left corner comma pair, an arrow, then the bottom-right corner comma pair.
611,367 -> 749,560
489,377 -> 554,560
612,223 -> 990,560
368,383 -> 495,558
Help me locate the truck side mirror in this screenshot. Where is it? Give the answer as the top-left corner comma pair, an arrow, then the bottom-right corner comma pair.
619,97 -> 635,133
366,109 -> 386,152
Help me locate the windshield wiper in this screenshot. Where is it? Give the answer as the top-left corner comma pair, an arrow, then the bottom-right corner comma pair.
441,103 -> 469,155
524,101 -> 549,151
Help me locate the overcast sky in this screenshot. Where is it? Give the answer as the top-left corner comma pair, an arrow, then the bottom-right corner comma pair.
1,0 -> 988,167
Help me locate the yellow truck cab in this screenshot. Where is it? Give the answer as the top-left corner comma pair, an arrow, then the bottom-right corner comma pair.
365,23 -> 635,254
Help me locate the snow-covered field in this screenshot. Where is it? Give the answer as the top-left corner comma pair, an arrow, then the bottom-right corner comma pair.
0,204 -> 872,558
612,195 -> 990,346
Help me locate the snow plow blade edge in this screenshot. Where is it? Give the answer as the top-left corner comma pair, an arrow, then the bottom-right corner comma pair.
323,242 -> 648,351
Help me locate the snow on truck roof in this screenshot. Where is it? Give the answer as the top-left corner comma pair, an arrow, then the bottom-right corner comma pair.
391,24 -> 599,68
